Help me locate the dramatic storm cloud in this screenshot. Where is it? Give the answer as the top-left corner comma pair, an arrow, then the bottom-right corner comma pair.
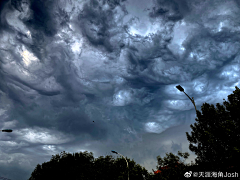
0,0 -> 239,179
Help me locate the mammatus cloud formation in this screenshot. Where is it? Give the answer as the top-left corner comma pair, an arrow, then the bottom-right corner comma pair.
0,0 -> 239,179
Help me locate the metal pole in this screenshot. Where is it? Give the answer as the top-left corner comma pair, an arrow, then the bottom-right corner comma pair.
117,153 -> 129,180
183,91 -> 197,114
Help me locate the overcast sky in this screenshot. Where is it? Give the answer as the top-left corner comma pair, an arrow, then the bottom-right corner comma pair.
0,0 -> 240,179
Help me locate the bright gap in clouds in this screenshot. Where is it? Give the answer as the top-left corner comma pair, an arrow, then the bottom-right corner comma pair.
71,41 -> 82,54
26,30 -> 31,38
20,46 -> 38,66
218,22 -> 223,32
128,21 -> 160,37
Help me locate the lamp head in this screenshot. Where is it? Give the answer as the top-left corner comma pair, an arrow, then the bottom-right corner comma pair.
2,129 -> 12,132
111,150 -> 118,154
176,85 -> 184,92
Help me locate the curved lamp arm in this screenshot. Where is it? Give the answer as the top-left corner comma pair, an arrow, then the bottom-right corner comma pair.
183,92 -> 197,113
117,153 -> 129,169
112,151 -> 129,180
176,85 -> 197,114
117,153 -> 129,180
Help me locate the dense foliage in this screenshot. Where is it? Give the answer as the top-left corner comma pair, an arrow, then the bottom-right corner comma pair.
29,151 -> 95,180
149,151 -> 193,180
28,150 -> 150,180
186,86 -> 240,171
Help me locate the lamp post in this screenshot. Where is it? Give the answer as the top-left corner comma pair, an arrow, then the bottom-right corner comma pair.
111,150 -> 129,180
1,129 -> 12,133
176,85 -> 197,114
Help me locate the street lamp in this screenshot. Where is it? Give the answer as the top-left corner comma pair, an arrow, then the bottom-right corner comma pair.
2,129 -> 13,132
176,85 -> 197,113
111,150 -> 129,180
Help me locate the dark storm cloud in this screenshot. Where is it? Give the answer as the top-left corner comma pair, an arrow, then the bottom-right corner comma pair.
25,0 -> 58,37
149,0 -> 190,21
0,0 -> 239,179
76,0 -> 128,56
11,0 -> 24,12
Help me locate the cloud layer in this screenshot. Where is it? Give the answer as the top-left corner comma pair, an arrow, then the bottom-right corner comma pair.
0,0 -> 239,179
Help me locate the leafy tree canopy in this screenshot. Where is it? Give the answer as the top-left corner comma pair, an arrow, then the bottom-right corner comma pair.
28,150 -> 150,180
186,86 -> 240,171
150,151 -> 192,180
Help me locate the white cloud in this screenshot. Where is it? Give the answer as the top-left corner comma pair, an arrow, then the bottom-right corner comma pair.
20,46 -> 39,66
112,89 -> 133,106
145,122 -> 168,133
15,127 -> 74,144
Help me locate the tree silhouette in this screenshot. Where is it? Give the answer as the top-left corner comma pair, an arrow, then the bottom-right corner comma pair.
28,151 -> 150,180
186,86 -> 240,171
113,156 -> 150,180
28,164 -> 42,180
150,151 -> 192,180
93,154 -> 116,180
28,151 -> 95,180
